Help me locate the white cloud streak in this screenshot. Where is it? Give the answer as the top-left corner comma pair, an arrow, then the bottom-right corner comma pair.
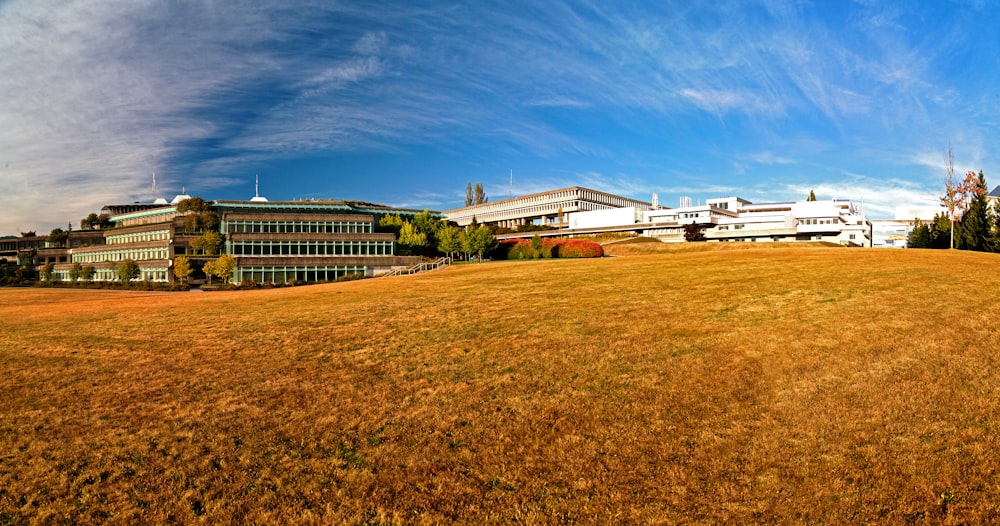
1,0 -> 999,232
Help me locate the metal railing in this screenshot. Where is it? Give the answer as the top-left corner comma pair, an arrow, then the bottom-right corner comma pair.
382,256 -> 452,277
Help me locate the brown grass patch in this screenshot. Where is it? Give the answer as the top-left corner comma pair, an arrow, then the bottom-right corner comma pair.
602,237 -> 842,257
3,247 -> 1000,523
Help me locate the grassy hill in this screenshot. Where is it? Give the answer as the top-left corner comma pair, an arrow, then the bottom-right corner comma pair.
3,245 -> 1000,523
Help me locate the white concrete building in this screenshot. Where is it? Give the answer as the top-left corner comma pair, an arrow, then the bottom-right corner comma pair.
567,207 -> 644,230
444,187 -> 652,229
631,196 -> 870,246
470,187 -> 872,247
557,196 -> 871,245
871,220 -> 913,248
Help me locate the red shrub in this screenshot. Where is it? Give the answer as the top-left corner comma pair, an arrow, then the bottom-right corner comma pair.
499,238 -> 603,259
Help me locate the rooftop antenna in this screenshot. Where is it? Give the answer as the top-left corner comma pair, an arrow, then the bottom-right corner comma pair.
250,173 -> 269,202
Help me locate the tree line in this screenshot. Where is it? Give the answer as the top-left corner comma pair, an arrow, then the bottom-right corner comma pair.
378,211 -> 496,262
909,170 -> 996,251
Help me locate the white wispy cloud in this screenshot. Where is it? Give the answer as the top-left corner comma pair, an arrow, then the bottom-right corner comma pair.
769,177 -> 940,219
3,0 -> 1000,233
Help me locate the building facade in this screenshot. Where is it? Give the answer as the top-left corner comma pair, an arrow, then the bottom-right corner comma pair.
215,201 -> 422,283
444,186 -> 653,229
18,198 -> 433,284
493,193 -> 872,247
639,197 -> 872,246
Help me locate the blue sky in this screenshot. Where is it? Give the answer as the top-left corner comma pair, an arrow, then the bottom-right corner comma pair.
2,0 -> 999,234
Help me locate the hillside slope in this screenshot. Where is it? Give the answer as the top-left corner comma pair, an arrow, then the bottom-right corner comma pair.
2,247 -> 999,523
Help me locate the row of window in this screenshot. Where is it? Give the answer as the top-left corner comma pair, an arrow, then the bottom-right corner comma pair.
106,230 -> 170,245
73,248 -> 170,263
800,218 -> 837,225
477,201 -> 591,222
49,268 -> 169,282
234,265 -> 367,284
229,241 -> 394,256
223,220 -> 373,234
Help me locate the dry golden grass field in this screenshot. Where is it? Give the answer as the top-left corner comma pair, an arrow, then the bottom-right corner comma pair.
3,243 -> 1000,524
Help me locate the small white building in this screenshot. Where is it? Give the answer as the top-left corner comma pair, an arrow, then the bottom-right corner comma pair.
868,204 -> 947,248
871,220 -> 913,248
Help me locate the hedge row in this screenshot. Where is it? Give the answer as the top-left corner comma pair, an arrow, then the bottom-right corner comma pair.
499,238 -> 604,259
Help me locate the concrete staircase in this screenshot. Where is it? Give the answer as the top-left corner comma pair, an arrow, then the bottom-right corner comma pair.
382,256 -> 452,277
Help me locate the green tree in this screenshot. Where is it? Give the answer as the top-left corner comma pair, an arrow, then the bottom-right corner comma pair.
189,231 -> 222,255
176,197 -> 219,233
204,254 -> 236,284
957,170 -> 989,251
929,213 -> 953,249
397,221 -> 429,255
412,210 -> 442,248
908,220 -> 932,248
683,221 -> 706,242
463,225 -> 496,263
202,259 -> 217,284
173,255 -> 193,283
69,262 -> 82,282
46,228 -> 68,247
118,259 -> 140,283
465,182 -> 474,207
176,197 -> 207,213
474,182 -> 488,205
437,225 -> 463,259
40,262 -> 55,281
531,233 -> 543,258
377,214 -> 404,236
81,265 -> 95,281
808,190 -> 817,201
80,213 -> 112,230
200,231 -> 223,256
81,213 -> 99,230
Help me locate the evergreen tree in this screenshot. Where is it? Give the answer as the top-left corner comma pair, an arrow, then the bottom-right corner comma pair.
474,182 -> 488,204
957,170 -> 990,251
808,190 -> 817,201
683,221 -> 706,242
465,182 -> 473,207
908,220 -> 932,248
930,213 -> 953,249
